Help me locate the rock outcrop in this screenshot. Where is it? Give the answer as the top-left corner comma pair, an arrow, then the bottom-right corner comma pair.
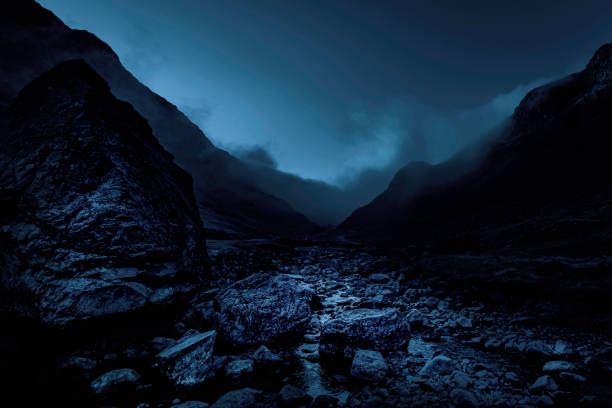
0,59 -> 207,326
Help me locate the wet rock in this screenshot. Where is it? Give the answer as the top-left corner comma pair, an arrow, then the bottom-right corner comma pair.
542,360 -> 576,374
224,359 -> 254,381
90,368 -> 141,394
278,384 -> 312,407
529,375 -> 558,393
451,371 -> 473,388
558,372 -> 587,385
450,388 -> 479,407
253,345 -> 283,365
211,388 -> 262,408
171,402 -> 209,408
456,316 -> 473,329
319,308 -> 410,361
368,273 -> 390,283
58,355 -> 97,371
525,341 -> 553,359
311,394 -> 339,408
407,309 -> 424,326
553,340 -> 573,357
419,355 -> 457,377
350,349 -> 388,382
215,274 -> 314,346
156,330 -> 216,388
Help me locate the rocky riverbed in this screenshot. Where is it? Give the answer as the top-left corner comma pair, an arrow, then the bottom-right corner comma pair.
5,239 -> 611,407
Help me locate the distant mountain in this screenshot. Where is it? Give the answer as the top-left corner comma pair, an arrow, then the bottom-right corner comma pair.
342,44 -> 612,255
0,0 -> 320,237
0,59 -> 207,326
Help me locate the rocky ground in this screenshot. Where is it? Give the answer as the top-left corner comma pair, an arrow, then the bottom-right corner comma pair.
9,239 -> 608,407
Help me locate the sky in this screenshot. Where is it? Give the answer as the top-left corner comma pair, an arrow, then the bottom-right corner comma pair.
40,0 -> 612,185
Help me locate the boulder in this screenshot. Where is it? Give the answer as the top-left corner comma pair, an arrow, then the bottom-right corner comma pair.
0,59 -> 207,327
90,368 -> 141,394
211,388 -> 263,408
156,330 -> 216,388
215,274 -> 314,346
319,308 -> 410,361
350,349 -> 388,382
278,384 -> 312,407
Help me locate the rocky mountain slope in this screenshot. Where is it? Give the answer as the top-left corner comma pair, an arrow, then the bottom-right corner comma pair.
0,59 -> 207,326
342,44 -> 612,256
0,0 -> 319,237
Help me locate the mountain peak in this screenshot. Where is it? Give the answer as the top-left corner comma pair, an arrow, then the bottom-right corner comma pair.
586,43 -> 612,85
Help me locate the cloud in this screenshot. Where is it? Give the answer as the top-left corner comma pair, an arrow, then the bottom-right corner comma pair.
232,145 -> 278,169
335,77 -> 551,187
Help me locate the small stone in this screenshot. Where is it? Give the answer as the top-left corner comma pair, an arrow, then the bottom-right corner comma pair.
451,371 -> 473,388
311,394 -> 339,408
558,372 -> 587,384
419,355 -> 457,377
529,375 -> 558,393
535,395 -> 555,406
456,316 -> 473,329
553,340 -> 573,357
504,371 -> 520,383
210,388 -> 262,408
171,402 -> 209,408
450,388 -> 478,407
278,384 -> 312,407
350,349 -> 388,382
253,345 -> 282,364
542,360 -> 576,374
58,355 -> 97,371
369,273 -> 390,283
224,359 -> 253,380
90,368 -> 141,394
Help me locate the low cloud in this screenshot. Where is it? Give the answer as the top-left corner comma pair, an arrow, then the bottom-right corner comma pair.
232,145 -> 278,169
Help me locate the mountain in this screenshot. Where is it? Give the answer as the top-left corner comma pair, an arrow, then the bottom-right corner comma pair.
0,59 -> 207,326
0,0 -> 319,237
342,44 -> 612,255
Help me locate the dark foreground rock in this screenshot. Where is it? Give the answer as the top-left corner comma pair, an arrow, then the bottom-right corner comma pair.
155,330 -> 216,388
215,274 -> 315,346
0,59 -> 207,326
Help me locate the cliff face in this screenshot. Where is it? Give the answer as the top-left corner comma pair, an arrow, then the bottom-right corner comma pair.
342,44 -> 612,254
0,0 -> 317,237
0,59 -> 207,326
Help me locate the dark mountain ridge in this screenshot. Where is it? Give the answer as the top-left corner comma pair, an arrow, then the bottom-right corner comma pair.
1,0 -> 321,236
342,43 -> 612,256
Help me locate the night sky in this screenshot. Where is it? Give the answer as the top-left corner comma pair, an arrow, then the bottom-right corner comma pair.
40,0 -> 612,185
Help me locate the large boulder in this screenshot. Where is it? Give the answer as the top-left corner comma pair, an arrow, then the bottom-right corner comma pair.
319,308 -> 410,361
156,330 -> 216,388
215,274 -> 315,346
0,60 -> 207,326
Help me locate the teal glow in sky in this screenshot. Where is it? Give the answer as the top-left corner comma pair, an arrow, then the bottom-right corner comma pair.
39,0 -> 612,184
